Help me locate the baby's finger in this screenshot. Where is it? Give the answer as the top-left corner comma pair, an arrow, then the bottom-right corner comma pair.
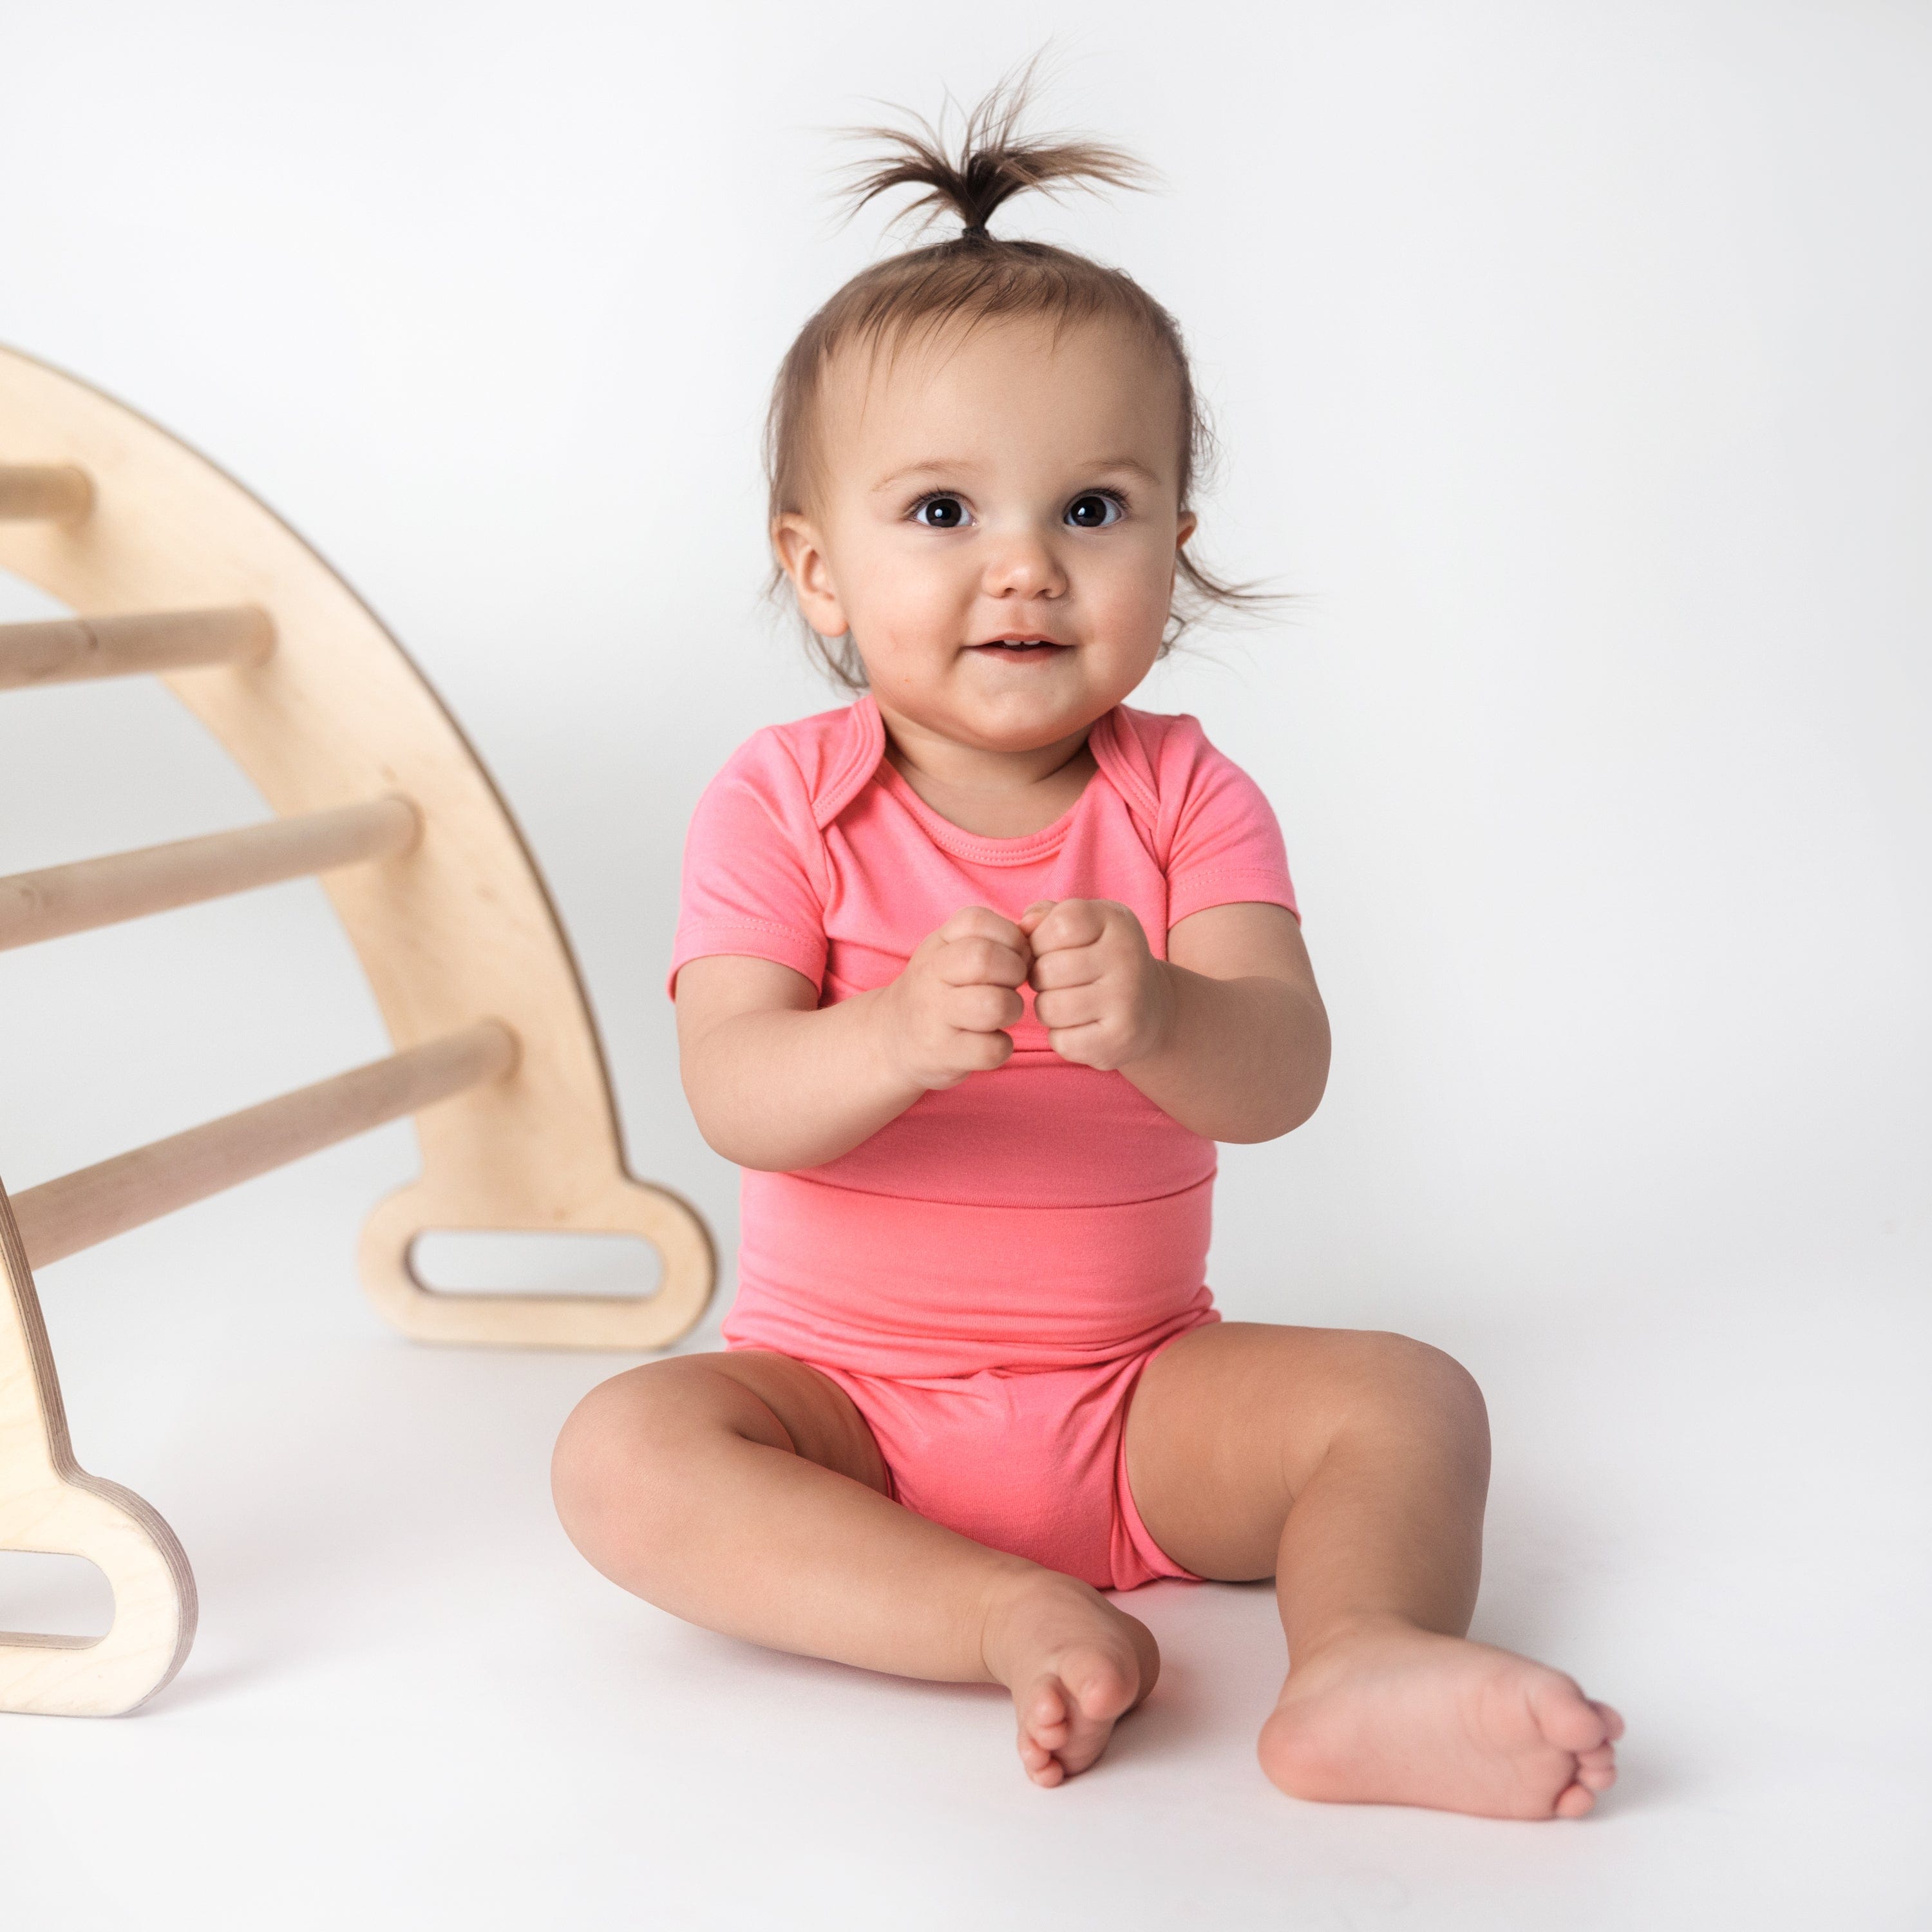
1043,1020 -> 1105,1068
1030,898 -> 1106,954
938,904 -> 1031,954
1033,985 -> 1100,1032
936,936 -> 1031,989
1028,944 -> 1103,992
1017,900 -> 1057,936
948,983 -> 1025,1034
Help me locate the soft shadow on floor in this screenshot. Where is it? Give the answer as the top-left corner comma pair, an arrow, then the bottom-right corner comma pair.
1586,1743 -> 1699,1818
1102,1650 -> 1218,1768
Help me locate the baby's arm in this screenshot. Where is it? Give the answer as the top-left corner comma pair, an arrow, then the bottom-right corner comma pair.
1023,898 -> 1329,1143
674,907 -> 1032,1171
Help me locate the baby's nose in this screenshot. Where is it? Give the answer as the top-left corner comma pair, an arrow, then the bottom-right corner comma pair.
982,532 -> 1068,599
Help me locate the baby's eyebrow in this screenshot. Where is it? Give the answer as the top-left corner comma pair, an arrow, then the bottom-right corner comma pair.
871,459 -> 982,493
869,455 -> 1164,494
1082,457 -> 1164,488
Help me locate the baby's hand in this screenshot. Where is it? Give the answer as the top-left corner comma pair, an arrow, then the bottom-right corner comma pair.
1021,899 -> 1175,1072
878,906 -> 1034,1091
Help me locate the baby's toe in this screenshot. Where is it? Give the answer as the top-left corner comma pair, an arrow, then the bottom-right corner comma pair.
1024,1679 -> 1072,1741
1061,1654 -> 1136,1725
1590,1700 -> 1626,1741
1533,1674 -> 1615,1754
1553,1780 -> 1598,1820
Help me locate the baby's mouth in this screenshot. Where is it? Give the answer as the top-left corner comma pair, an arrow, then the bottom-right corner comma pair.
970,638 -> 1069,663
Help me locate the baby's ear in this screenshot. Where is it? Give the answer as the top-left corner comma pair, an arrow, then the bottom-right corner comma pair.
772,513 -> 848,636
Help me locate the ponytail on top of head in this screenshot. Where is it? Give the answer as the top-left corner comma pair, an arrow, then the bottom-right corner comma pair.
768,60 -> 1273,692
840,61 -> 1152,245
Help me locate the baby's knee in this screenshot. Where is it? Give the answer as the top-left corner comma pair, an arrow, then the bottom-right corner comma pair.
1351,1332 -> 1489,1445
550,1361 -> 729,1549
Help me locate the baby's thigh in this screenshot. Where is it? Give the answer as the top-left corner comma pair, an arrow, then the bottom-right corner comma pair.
1123,1323 -> 1486,1580
554,1349 -> 890,1504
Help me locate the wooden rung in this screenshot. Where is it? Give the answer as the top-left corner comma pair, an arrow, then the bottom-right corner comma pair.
0,796 -> 422,952
0,464 -> 93,522
9,1021 -> 520,1269
0,605 -> 273,691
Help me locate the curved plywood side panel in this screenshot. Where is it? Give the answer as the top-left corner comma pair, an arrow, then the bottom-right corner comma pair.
0,1184 -> 194,1716
0,344 -> 713,1349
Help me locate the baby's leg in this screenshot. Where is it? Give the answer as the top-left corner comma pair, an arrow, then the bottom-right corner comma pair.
1124,1323 -> 1622,1819
552,1350 -> 1158,1785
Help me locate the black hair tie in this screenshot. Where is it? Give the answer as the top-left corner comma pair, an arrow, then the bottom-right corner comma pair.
960,222 -> 990,241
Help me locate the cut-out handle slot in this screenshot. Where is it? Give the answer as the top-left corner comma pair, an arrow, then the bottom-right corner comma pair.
408,1228 -> 664,1300
0,1549 -> 114,1643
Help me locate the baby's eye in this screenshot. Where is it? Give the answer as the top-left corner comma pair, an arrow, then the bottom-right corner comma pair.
912,495 -> 971,529
1065,492 -> 1125,529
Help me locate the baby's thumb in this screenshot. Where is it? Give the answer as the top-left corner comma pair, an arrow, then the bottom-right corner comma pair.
1018,900 -> 1056,936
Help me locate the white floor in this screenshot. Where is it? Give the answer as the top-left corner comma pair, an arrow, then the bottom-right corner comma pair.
3,1157 -> 1928,1932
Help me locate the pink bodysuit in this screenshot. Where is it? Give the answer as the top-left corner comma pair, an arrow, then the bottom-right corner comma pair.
668,694 -> 1298,1590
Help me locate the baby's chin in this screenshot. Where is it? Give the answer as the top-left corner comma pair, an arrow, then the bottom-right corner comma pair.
922,685 -> 1117,752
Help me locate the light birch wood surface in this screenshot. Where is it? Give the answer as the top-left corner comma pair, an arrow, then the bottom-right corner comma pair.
0,464 -> 92,522
0,794 -> 422,951
0,604 -> 274,689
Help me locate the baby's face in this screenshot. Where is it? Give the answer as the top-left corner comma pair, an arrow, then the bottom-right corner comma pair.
776,315 -> 1195,754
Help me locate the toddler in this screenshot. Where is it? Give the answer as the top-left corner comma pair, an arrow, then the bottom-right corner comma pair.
553,80 -> 1622,1816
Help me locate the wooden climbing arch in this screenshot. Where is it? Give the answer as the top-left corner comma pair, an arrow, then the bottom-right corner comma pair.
0,342 -> 713,1716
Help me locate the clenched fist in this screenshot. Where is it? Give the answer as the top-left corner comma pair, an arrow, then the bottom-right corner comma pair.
877,906 -> 1034,1091
1020,898 -> 1175,1072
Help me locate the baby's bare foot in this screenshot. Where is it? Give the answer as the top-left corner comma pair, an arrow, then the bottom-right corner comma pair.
980,1571 -> 1160,1787
1259,1620 -> 1624,1819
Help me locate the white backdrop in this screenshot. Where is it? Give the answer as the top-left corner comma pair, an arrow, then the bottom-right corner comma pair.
3,1 -> 1927,1321
1,6 -> 1927,1927
6,1 -> 1926,1324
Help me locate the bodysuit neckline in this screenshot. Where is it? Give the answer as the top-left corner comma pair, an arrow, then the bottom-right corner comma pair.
818,693 -> 1141,861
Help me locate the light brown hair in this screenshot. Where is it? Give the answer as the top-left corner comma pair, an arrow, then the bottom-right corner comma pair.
768,68 -> 1265,690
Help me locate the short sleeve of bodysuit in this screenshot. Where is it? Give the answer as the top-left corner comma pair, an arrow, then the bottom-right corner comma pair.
1155,718 -> 1300,930
1085,706 -> 1298,931
667,728 -> 828,998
